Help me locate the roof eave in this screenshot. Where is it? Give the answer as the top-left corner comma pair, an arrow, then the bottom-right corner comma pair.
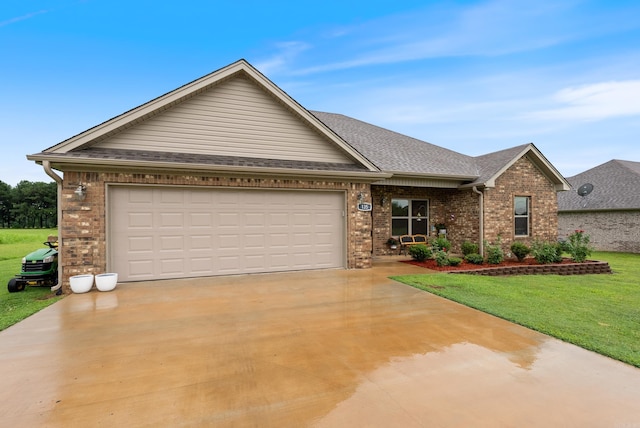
386,171 -> 478,181
28,155 -> 391,182
472,143 -> 571,191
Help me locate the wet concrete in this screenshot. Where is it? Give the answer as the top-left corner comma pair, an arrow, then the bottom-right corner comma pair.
1,260 -> 639,427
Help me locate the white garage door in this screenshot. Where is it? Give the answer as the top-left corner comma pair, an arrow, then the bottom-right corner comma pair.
109,186 -> 345,282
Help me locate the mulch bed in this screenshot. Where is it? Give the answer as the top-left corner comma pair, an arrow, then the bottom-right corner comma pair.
402,257 -> 581,272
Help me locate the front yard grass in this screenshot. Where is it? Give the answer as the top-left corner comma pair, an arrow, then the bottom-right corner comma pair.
0,229 -> 63,331
393,251 -> 640,368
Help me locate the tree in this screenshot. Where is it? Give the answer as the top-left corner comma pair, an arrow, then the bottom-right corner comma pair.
0,181 -> 13,228
2,180 -> 57,228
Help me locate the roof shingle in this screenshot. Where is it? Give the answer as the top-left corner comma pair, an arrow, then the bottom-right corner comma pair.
558,160 -> 640,211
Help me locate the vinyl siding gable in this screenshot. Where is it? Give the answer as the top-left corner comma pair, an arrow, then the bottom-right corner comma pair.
96,75 -> 354,164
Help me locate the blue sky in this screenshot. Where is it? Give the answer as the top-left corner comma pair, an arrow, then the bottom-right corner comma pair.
2,0 -> 639,186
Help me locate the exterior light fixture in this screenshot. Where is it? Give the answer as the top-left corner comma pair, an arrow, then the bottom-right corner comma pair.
74,183 -> 86,200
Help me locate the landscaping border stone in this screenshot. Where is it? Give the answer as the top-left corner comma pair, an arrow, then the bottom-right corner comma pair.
448,260 -> 612,276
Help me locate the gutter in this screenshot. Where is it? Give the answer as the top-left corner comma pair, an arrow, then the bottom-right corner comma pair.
472,186 -> 484,257
42,160 -> 63,294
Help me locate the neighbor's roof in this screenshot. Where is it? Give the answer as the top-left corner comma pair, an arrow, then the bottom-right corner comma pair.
558,159 -> 640,211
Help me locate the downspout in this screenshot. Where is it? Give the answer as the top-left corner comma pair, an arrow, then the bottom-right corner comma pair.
472,186 -> 484,257
42,161 -> 63,294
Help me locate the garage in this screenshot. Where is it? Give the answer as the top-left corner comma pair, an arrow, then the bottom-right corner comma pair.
108,186 -> 346,282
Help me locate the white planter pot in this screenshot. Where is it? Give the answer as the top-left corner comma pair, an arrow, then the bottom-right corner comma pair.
95,273 -> 118,292
70,274 -> 94,294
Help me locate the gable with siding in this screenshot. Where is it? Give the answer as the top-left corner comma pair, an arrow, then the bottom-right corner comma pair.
95,74 -> 354,164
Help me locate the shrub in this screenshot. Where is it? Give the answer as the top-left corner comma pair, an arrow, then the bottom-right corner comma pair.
448,256 -> 463,266
510,242 -> 531,262
434,250 -> 450,266
409,244 -> 432,262
565,229 -> 593,262
461,241 -> 479,256
485,239 -> 504,264
464,253 -> 484,265
531,240 -> 562,264
557,238 -> 571,254
431,237 -> 451,252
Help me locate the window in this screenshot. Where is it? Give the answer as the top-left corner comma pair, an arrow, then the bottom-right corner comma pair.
391,199 -> 429,235
514,196 -> 530,236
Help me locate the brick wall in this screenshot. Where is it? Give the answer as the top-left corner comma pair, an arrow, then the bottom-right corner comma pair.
483,156 -> 559,253
371,185 -> 481,255
371,156 -> 560,257
559,211 -> 640,253
59,170 -> 373,292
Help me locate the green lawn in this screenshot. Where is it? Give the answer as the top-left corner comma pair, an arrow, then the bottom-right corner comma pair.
0,229 -> 63,331
393,251 -> 640,368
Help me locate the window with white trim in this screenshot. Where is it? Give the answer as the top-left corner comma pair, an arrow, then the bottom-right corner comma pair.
514,196 -> 530,236
391,199 -> 429,236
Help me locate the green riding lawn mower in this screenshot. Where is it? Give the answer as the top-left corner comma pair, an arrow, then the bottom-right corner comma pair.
7,239 -> 61,295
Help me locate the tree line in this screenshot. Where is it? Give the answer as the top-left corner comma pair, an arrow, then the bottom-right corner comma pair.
0,180 -> 57,229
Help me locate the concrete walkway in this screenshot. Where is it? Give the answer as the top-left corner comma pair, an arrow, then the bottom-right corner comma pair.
1,260 -> 640,427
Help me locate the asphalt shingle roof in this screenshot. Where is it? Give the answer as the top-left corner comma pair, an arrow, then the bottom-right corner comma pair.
558,160 -> 640,211
311,111 -> 478,178
470,144 -> 530,186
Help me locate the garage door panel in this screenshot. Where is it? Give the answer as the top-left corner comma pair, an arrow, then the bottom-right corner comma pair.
159,212 -> 184,228
128,188 -> 153,203
160,191 -> 184,204
160,258 -> 184,275
270,234 -> 288,247
190,213 -> 213,227
128,236 -> 154,252
110,187 -> 345,281
190,257 -> 214,273
190,235 -> 213,250
129,213 -> 153,228
160,236 -> 184,251
129,260 -> 154,277
218,212 -> 240,227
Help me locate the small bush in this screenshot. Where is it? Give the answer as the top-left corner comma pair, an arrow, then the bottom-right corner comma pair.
431,237 -> 451,252
485,239 -> 504,264
565,230 -> 593,263
510,242 -> 531,262
409,244 -> 432,262
557,238 -> 571,254
461,241 -> 479,256
434,250 -> 450,266
448,257 -> 463,266
465,253 -> 484,265
531,240 -> 562,264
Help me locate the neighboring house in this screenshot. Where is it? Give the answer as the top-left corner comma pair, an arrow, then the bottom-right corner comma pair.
28,59 -> 570,290
558,160 -> 640,253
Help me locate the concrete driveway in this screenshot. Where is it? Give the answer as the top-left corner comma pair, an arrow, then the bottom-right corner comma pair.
2,260 -> 640,427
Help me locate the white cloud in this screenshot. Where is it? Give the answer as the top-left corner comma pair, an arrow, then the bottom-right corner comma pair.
259,0 -> 640,77
526,80 -> 640,121
252,41 -> 310,75
0,10 -> 48,27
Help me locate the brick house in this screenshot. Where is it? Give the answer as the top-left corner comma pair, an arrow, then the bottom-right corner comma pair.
558,159 -> 640,253
28,59 -> 570,291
